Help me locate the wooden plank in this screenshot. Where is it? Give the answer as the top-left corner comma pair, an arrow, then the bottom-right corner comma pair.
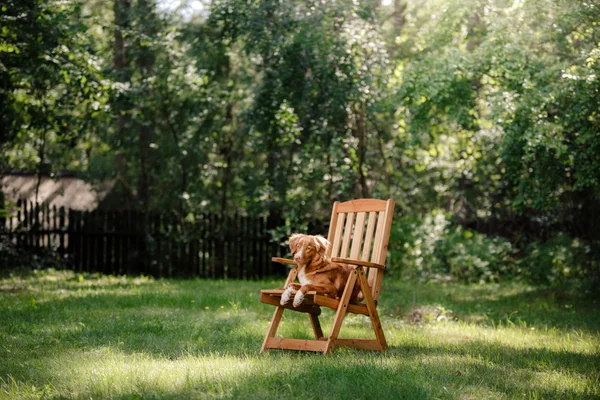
126,210 -> 134,275
263,217 -> 270,277
368,211 -> 386,290
210,213 -> 216,278
335,339 -> 381,351
371,200 -> 395,302
52,205 -> 57,253
92,211 -> 99,273
260,306 -> 284,353
349,212 -> 366,261
313,294 -> 369,315
371,211 -> 386,263
237,213 -> 243,279
58,207 -> 65,259
265,338 -> 328,352
87,210 -> 94,273
111,210 -> 118,274
194,226 -> 200,278
223,214 -> 229,279
260,292 -> 321,315
309,314 -> 324,339
251,216 -> 257,278
331,257 -> 385,270
357,267 -> 387,350
243,216 -> 249,278
339,212 -> 354,259
36,203 -> 41,249
33,202 -> 39,251
259,266 -> 298,353
15,200 -> 21,248
44,203 -> 50,248
30,202 -> 36,249
74,210 -> 82,272
260,289 -> 288,295
361,211 -> 377,261
336,199 -> 387,213
23,201 -> 29,248
284,267 -> 298,286
330,212 -> 345,258
97,210 -> 103,273
325,269 -> 358,354
157,214 -> 165,276
257,216 -> 263,278
272,257 -> 295,265
200,213 -> 206,278
84,210 -> 91,273
115,211 -> 123,274
104,210 -> 110,274
326,201 -> 339,253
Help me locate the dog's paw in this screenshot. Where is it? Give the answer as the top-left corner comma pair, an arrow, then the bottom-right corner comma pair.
280,287 -> 293,305
293,291 -> 305,307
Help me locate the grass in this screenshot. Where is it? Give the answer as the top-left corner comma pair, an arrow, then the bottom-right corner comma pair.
0,269 -> 598,399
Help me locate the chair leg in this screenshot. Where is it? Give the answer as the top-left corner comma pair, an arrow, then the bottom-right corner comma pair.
357,267 -> 387,351
325,269 -> 358,354
261,306 -> 284,353
309,314 -> 324,339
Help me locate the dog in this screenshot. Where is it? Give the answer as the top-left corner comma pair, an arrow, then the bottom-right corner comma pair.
280,233 -> 363,308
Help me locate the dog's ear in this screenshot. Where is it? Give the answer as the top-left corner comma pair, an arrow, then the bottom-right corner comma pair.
289,233 -> 303,254
313,235 -> 330,257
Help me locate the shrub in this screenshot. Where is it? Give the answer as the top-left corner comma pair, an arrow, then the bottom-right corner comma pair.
518,233 -> 594,288
388,210 -> 514,283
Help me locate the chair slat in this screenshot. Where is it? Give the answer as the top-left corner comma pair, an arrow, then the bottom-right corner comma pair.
361,211 -> 377,262
330,212 -> 346,258
326,202 -> 339,253
336,199 -> 387,213
349,212 -> 366,260
369,201 -> 395,302
339,212 -> 354,258
368,211 -> 386,289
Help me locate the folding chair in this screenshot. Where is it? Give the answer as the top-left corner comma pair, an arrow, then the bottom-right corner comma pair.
259,198 -> 395,354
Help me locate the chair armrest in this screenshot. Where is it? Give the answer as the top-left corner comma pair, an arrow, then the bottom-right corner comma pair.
331,257 -> 385,270
272,257 -> 296,266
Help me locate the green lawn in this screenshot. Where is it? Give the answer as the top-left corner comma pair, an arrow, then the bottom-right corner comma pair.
0,269 -> 598,399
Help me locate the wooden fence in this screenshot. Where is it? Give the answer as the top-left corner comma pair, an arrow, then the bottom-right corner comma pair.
0,200 -> 310,279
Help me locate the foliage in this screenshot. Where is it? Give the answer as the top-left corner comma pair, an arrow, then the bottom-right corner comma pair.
390,210 -> 514,283
0,0 -> 108,173
519,234 -> 598,288
2,0 -> 600,284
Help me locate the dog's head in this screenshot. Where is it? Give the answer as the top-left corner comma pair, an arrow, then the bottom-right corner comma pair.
289,234 -> 330,266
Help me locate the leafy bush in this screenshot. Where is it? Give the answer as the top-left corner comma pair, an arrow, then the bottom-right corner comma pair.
434,226 -> 515,284
518,234 -> 596,288
389,210 -> 514,283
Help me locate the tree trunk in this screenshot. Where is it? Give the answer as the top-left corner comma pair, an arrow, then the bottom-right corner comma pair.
389,0 -> 407,58
135,0 -> 157,213
113,0 -> 130,72
355,104 -> 371,198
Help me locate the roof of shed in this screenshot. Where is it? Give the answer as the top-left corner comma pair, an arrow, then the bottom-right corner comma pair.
1,173 -> 114,211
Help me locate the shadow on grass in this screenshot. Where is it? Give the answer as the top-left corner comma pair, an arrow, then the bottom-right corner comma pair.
2,273 -> 599,399
27,347 -> 596,400
390,339 -> 599,377
382,282 -> 600,333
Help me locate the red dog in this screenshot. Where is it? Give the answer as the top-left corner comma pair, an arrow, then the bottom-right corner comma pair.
280,233 -> 363,307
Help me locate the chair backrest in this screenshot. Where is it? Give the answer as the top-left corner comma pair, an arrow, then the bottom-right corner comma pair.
326,199 -> 395,302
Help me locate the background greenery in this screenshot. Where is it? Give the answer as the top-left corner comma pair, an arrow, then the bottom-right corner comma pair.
1,0 -> 599,286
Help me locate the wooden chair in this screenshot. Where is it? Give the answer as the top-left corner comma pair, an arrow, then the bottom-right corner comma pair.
259,198 -> 395,354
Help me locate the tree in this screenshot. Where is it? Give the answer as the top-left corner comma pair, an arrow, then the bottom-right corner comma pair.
1,0 -> 108,185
